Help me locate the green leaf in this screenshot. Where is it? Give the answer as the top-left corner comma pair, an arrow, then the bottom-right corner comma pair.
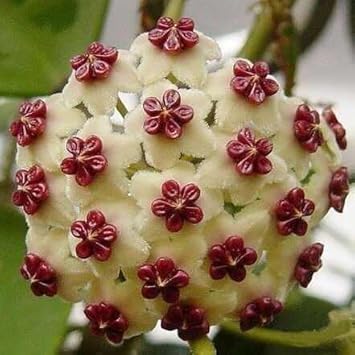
214,292 -> 339,355
0,206 -> 71,355
0,0 -> 109,97
0,97 -> 22,131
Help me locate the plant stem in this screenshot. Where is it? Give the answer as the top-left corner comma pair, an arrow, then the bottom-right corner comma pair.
238,4 -> 274,60
116,96 -> 128,117
222,318 -> 351,348
163,0 -> 186,21
188,336 -> 216,355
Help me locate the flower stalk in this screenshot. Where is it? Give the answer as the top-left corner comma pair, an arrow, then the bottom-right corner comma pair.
189,335 -> 216,355
163,0 -> 186,21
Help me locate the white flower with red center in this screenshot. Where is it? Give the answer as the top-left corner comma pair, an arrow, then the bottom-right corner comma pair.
63,42 -> 141,116
125,80 -> 215,169
130,161 -> 223,241
25,225 -> 93,302
197,129 -> 288,205
68,199 -> 149,279
63,115 -> 142,208
131,17 -> 221,87
204,58 -> 281,134
14,94 -> 86,172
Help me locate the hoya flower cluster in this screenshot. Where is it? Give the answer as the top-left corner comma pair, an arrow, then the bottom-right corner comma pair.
11,17 -> 349,344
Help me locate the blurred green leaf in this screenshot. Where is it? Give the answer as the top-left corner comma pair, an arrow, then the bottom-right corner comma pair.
0,0 -> 109,97
0,206 -> 71,355
0,98 -> 22,130
214,292 -> 339,355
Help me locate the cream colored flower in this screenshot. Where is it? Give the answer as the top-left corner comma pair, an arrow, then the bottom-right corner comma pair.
84,278 -> 159,339
125,80 -> 215,169
130,18 -> 221,88
130,161 -> 224,241
63,115 -> 141,208
197,130 -> 288,205
204,58 -> 281,134
16,94 -> 86,172
68,199 -> 150,279
63,49 -> 141,116
26,225 -> 93,302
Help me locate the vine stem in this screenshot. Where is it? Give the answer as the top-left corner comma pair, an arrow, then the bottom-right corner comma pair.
188,336 -> 216,355
221,318 -> 352,348
237,0 -> 296,61
163,0 -> 186,21
116,96 -> 128,117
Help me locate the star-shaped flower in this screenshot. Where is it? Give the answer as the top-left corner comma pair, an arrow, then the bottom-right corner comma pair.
239,296 -> 283,331
26,226 -> 93,302
198,130 -> 287,205
84,302 -> 129,344
64,116 -> 141,208
143,89 -> 193,139
130,161 -> 223,241
151,179 -> 203,232
329,167 -> 349,213
70,210 -> 118,261
148,17 -> 199,54
137,257 -> 189,303
125,80 -> 215,170
294,104 -> 324,153
12,165 -> 49,215
131,18 -> 221,87
68,200 -> 149,279
294,243 -> 324,287
275,187 -> 315,236
70,42 -> 118,81
20,253 -> 57,297
15,94 -> 86,172
208,236 -> 257,282
204,58 -> 281,134
161,303 -> 210,341
61,135 -> 107,186
9,99 -> 47,147
322,107 -> 347,150
226,127 -> 273,175
63,45 -> 141,116
230,59 -> 279,105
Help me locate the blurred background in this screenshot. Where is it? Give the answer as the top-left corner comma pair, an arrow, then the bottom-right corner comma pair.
0,1 -> 354,354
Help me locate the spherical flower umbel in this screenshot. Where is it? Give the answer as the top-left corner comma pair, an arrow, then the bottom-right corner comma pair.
137,257 -> 189,303
208,236 -> 258,282
329,167 -> 349,213
239,297 -> 283,331
143,89 -> 194,139
20,253 -> 57,297
70,210 -> 118,261
84,302 -> 129,344
61,135 -> 107,186
230,59 -> 279,105
148,17 -> 199,54
70,42 -> 119,82
151,179 -> 203,232
275,187 -> 315,236
294,243 -> 324,288
15,15 -> 348,346
9,99 -> 47,146
322,107 -> 347,150
12,165 -> 49,215
294,104 -> 324,153
226,128 -> 273,175
161,303 -> 210,340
